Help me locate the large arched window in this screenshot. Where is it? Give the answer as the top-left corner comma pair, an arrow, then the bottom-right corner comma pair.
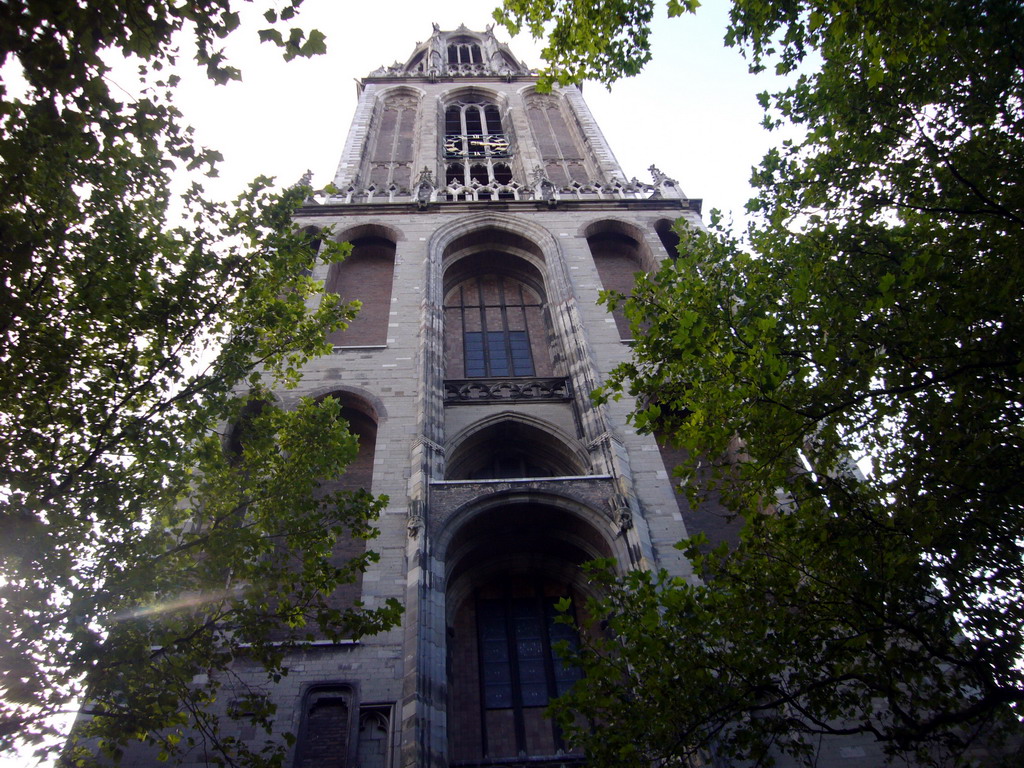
446,503 -> 612,763
444,98 -> 511,191
443,254 -> 553,379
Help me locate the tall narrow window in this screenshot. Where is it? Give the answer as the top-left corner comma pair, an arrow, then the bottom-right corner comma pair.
367,93 -> 418,192
444,98 -> 512,190
449,577 -> 584,762
525,92 -> 589,187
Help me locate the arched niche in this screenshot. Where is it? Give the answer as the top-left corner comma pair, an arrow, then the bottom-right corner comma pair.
445,416 -> 588,480
313,390 -> 381,614
314,389 -> 380,492
442,500 -> 616,763
442,245 -> 556,380
325,228 -> 398,348
365,87 -> 421,192
655,217 -> 682,258
582,219 -> 656,340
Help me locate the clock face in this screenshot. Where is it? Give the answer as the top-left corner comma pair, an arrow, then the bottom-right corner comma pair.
445,134 -> 510,156
443,135 -> 463,155
484,136 -> 510,153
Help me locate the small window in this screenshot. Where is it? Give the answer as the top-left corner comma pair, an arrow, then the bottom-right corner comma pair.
470,164 -> 488,185
493,163 -> 513,185
446,163 -> 464,186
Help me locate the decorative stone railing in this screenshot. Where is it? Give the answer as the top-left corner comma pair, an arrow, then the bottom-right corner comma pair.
305,177 -> 701,213
443,377 -> 571,404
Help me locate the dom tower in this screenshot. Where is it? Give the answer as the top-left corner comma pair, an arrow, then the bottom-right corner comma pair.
283,24 -> 709,768
187,24 -> 709,768
275,25 -> 712,768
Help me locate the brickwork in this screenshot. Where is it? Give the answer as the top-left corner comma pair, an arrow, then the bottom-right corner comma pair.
295,694 -> 351,768
326,237 -> 396,347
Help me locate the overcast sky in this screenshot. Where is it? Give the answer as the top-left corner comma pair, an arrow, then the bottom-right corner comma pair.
160,0 -> 791,229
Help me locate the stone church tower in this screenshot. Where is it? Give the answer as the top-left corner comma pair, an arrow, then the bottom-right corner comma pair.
207,24 -> 712,768
82,24 -> 1008,768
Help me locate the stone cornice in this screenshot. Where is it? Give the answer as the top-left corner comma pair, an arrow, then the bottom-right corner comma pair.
295,197 -> 696,218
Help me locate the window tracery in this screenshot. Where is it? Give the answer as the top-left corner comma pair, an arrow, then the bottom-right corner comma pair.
368,93 -> 418,192
444,274 -> 542,379
444,98 -> 512,195
447,42 -> 482,66
525,92 -> 590,188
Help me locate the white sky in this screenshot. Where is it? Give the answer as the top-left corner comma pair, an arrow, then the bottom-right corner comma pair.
6,2 -> 793,765
157,0 -> 789,228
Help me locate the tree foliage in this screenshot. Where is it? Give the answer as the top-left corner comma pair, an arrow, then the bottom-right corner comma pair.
0,2 -> 399,765
494,0 -> 697,88
502,0 -> 1024,764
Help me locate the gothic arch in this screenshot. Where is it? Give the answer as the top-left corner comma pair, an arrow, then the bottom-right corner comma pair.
438,84 -> 508,111
436,219 -> 560,382
419,213 -> 614,474
436,491 -> 623,568
654,216 -> 682,258
331,222 -> 404,245
445,412 -> 590,480
579,217 -> 658,270
438,495 -> 622,763
305,384 -> 387,424
580,218 -> 659,339
374,83 -> 427,102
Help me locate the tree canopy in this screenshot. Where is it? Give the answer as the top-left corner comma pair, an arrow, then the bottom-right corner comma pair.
0,2 -> 399,765
499,0 -> 1024,765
